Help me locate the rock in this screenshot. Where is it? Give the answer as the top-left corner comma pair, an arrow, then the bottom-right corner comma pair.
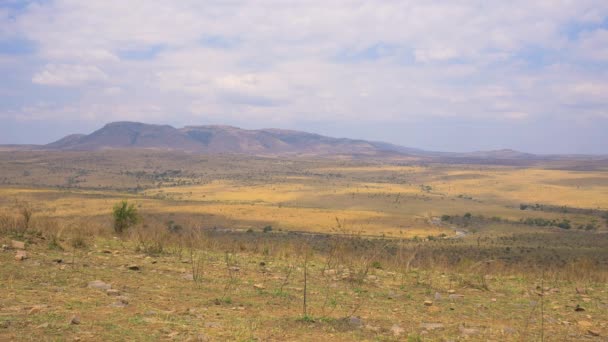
575,304 -> 585,312
588,329 -> 600,337
423,300 -> 433,306
106,289 -> 121,296
88,280 -> 111,290
391,324 -> 404,336
182,273 -> 194,281
578,321 -> 593,328
420,323 -> 444,330
70,315 -> 80,325
449,294 -> 464,301
459,326 -> 479,335
348,316 -> 363,327
127,265 -> 140,271
576,287 -> 587,295
14,250 -> 27,261
324,269 -> 337,276
447,289 -> 456,294
229,266 -> 240,272
253,283 -> 265,290
387,291 -> 397,299
36,322 -> 49,329
110,297 -> 129,308
434,292 -> 442,300
11,240 -> 25,249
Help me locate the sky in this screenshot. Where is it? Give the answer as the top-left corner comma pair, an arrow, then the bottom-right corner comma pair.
0,0 -> 607,154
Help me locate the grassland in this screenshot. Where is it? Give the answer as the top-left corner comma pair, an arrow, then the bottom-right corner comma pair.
1,150 -> 607,340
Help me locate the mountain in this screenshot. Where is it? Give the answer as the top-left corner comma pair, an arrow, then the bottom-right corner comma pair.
38,121 -> 589,161
44,121 -> 414,156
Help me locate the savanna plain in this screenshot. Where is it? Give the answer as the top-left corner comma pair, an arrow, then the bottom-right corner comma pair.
1,150 -> 607,341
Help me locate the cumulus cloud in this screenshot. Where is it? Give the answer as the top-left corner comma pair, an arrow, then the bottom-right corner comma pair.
32,64 -> 108,86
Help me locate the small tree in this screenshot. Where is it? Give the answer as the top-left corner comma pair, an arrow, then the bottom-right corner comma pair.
112,200 -> 139,234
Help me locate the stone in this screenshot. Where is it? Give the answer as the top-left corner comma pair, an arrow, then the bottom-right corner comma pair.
578,321 -> 593,328
15,250 -> 27,261
420,323 -> 445,330
70,315 -> 80,325
459,326 -> 479,335
588,329 -> 600,337
434,292 -> 442,300
575,304 -> 585,312
348,316 -> 363,327
253,283 -> 265,290
449,294 -> 464,301
28,306 -> 44,315
106,289 -> 121,296
229,266 -> 240,272
391,324 -> 404,336
11,240 -> 25,249
88,280 -> 111,290
447,289 -> 456,294
110,297 -> 129,308
423,300 -> 433,306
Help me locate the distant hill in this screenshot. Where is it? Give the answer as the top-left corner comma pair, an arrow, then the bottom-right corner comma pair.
43,121 -> 420,157
4,121 -> 594,161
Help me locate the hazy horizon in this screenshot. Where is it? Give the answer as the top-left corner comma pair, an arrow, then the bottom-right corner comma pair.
1,1 -> 607,154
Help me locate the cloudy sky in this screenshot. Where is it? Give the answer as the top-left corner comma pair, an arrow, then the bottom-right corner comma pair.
1,1 -> 607,154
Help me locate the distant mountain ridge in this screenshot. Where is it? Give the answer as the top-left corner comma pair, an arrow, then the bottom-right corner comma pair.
44,121 -> 417,157
24,121 -> 600,160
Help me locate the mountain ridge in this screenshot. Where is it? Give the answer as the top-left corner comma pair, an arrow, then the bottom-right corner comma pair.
4,121 -> 601,160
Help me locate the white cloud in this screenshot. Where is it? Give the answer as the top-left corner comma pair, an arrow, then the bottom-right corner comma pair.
32,64 -> 108,86
0,0 -> 606,126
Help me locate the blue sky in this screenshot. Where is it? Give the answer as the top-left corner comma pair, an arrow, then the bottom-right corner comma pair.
1,1 -> 607,154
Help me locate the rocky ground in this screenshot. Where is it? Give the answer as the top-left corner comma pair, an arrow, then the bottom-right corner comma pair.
1,236 -> 607,341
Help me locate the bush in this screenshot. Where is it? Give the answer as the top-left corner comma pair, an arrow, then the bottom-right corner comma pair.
263,225 -> 273,233
112,200 -> 140,234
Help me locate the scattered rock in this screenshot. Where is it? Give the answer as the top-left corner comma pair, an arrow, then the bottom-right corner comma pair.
348,316 -> 363,327
391,324 -> 404,336
459,326 -> 479,335
127,265 -> 140,271
576,287 -> 587,295
449,294 -> 464,301
387,291 -> 397,299
447,289 -> 456,294
106,289 -> 121,296
588,329 -> 600,337
70,315 -> 80,325
88,280 -> 111,290
578,321 -> 593,328
253,283 -> 265,290
575,304 -> 585,312
14,250 -> 27,261
420,323 -> 444,331
11,240 -> 25,249
110,297 -> 129,308
423,300 -> 433,306
324,269 -> 337,276
182,274 -> 194,281
229,266 -> 240,272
